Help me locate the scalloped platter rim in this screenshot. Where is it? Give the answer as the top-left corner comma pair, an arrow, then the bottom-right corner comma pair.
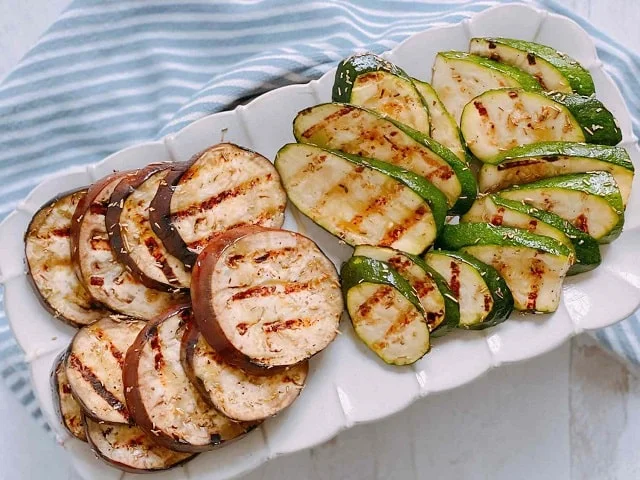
1,3 -> 640,480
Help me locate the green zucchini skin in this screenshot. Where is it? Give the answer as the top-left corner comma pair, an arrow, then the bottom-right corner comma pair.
436,223 -> 573,258
425,250 -> 514,329
490,195 -> 601,275
332,53 -> 430,134
275,143 -> 446,254
470,37 -> 595,95
501,171 -> 625,243
341,256 -> 430,365
293,102 -> 477,214
411,78 -> 469,163
549,92 -> 622,146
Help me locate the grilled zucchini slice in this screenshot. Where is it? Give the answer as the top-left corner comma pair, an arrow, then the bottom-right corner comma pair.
182,322 -> 308,422
412,78 -> 467,161
65,316 -> 145,425
500,171 -> 624,243
106,163 -> 191,290
124,305 -> 255,452
191,226 -> 343,373
293,102 -> 477,213
436,223 -> 573,312
341,256 -> 430,365
478,142 -> 634,206
431,51 -> 542,122
71,171 -> 186,320
275,143 -> 446,253
460,88 -> 585,163
85,418 -> 195,473
353,245 -> 459,336
51,350 -> 86,441
469,37 -> 595,95
333,53 -> 430,134
150,143 -> 287,267
463,195 -> 600,274
25,189 -> 110,328
424,250 -> 513,329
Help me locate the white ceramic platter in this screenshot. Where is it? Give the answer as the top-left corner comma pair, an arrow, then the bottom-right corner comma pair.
1,4 -> 640,479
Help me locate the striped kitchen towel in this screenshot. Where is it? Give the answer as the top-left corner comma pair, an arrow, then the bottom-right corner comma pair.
1,0 -> 639,428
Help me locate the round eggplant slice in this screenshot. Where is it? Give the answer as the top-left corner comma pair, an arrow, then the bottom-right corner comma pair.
182,322 -> 308,422
191,226 -> 343,373
65,316 -> 145,424
51,349 -> 86,441
124,305 -> 255,452
25,189 -> 110,327
71,171 -> 187,319
85,417 -> 195,473
106,164 -> 191,291
149,143 -> 287,266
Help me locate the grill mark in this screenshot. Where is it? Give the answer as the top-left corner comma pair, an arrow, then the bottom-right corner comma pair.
143,235 -> 180,285
288,154 -> 328,187
90,237 -> 111,251
226,246 -> 298,268
62,383 -> 72,395
381,305 -> 417,339
526,258 -> 546,310
315,166 -> 370,212
490,207 -> 505,226
172,174 -> 270,220
350,182 -> 404,229
262,317 -> 315,334
89,202 -> 108,216
301,106 -> 355,139
484,294 -> 493,312
474,101 -> 488,116
68,353 -> 129,421
357,285 -> 393,318
90,276 -> 104,286
575,214 -> 589,233
497,159 -> 544,170
449,261 -> 461,297
51,227 -> 71,237
94,328 -> 125,368
379,205 -> 429,246
380,134 -> 454,181
148,326 -> 165,371
527,53 -> 536,65
232,285 -> 277,301
528,219 -> 538,231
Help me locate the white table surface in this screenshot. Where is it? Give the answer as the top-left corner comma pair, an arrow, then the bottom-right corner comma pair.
1,0 -> 639,479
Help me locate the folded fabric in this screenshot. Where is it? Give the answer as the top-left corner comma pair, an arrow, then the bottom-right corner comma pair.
0,0 -> 639,429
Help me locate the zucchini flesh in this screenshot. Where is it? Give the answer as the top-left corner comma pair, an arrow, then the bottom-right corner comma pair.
333,53 -> 430,134
431,51 -> 541,122
436,223 -> 572,312
353,245 -> 459,335
275,143 -> 441,254
342,256 -> 430,365
425,250 -> 513,329
479,142 -> 634,206
293,102 -> 477,213
412,78 -> 467,161
469,38 -> 594,94
460,88 -> 584,163
500,172 -> 624,243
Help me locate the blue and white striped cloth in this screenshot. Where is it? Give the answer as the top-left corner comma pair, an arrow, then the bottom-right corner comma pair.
1,0 -> 639,427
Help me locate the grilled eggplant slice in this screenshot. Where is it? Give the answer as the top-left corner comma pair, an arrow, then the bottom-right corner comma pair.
469,37 -> 595,95
333,53 -> 430,134
293,102 -> 476,213
191,226 -> 343,373
85,417 -> 195,473
431,51 -> 542,122
106,164 -> 191,291
436,223 -> 573,312
71,171 -> 186,319
352,245 -> 459,336
460,88 -> 585,163
149,143 -> 286,267
182,322 -> 308,422
478,142 -> 634,206
65,316 -> 145,424
341,256 -> 430,365
124,305 -> 254,452
412,78 -> 467,161
425,250 -> 513,329
500,171 -> 624,243
51,349 -> 86,441
275,143 -> 446,254
463,195 -> 600,275
25,189 -> 110,327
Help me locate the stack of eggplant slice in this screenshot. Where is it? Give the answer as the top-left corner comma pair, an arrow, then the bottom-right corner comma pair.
277,37 -> 633,366
25,143 -> 343,472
